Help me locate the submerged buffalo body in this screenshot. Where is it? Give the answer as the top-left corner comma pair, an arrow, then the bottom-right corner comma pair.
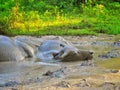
0,36 -> 24,61
0,35 -> 93,62
0,35 -> 36,61
38,40 -> 93,62
37,40 -> 68,61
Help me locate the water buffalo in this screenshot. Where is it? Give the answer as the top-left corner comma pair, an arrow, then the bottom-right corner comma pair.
37,40 -> 93,62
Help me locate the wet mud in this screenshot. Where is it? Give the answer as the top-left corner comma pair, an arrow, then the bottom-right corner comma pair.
0,34 -> 120,90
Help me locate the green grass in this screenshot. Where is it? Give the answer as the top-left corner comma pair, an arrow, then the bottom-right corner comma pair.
3,16 -> 120,36
6,29 -> 97,36
1,1 -> 120,36
4,13 -> 119,36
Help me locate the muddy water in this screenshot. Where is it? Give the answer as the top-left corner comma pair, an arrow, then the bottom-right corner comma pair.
0,34 -> 120,90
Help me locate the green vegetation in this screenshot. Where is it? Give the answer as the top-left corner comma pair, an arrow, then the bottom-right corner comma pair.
0,0 -> 120,35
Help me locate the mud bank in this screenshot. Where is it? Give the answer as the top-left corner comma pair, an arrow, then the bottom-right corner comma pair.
0,34 -> 120,90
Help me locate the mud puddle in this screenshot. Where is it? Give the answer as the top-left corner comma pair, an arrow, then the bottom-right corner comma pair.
0,34 -> 120,90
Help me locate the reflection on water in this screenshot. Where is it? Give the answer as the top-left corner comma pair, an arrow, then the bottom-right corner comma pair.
0,61 -> 32,74
0,60 -> 79,74
0,59 -> 60,74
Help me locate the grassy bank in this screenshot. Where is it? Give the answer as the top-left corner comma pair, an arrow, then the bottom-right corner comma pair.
0,0 -> 120,36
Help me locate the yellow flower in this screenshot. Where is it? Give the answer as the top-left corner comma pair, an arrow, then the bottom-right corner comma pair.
96,4 -> 105,14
